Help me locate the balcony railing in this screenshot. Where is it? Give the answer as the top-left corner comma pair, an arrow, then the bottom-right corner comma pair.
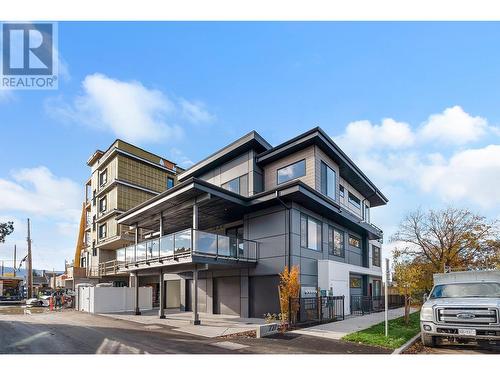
113,228 -> 258,269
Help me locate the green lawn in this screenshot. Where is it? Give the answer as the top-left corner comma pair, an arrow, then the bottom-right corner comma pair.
342,311 -> 420,349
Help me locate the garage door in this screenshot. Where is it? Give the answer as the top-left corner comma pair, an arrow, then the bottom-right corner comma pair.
249,275 -> 280,318
214,277 -> 240,315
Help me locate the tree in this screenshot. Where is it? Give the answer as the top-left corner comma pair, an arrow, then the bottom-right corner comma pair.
391,207 -> 499,273
278,265 -> 301,325
392,256 -> 422,325
0,221 -> 14,243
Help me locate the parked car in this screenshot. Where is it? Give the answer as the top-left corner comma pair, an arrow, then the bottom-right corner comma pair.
26,297 -> 49,307
420,270 -> 500,347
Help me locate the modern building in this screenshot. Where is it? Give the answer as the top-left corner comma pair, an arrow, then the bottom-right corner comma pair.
103,127 -> 387,321
67,139 -> 183,288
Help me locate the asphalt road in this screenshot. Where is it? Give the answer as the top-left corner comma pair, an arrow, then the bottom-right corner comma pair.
0,307 -> 389,354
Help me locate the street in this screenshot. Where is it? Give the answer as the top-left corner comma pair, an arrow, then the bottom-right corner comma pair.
404,339 -> 500,355
0,307 -> 390,354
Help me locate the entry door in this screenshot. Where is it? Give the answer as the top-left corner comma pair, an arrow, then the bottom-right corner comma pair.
226,226 -> 244,258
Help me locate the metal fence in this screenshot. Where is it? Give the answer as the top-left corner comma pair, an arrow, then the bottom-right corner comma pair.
289,296 -> 345,327
350,295 -> 405,316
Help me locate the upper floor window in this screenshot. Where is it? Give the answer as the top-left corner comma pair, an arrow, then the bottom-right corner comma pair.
348,234 -> 361,248
348,192 -> 361,209
372,245 -> 381,267
300,214 -> 322,251
277,159 -> 306,185
98,223 -> 107,239
328,226 -> 344,257
99,169 -> 107,187
222,174 -> 248,196
339,184 -> 345,198
167,177 -> 174,189
320,161 -> 336,200
99,196 -> 107,213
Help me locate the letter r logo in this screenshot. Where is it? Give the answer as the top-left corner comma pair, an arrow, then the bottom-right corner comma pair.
2,23 -> 53,75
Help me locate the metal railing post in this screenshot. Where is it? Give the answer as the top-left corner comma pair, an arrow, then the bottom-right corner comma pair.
216,234 -> 219,259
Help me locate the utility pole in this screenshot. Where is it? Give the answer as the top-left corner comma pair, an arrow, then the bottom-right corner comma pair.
1,260 -> 4,276
385,258 -> 389,337
13,245 -> 17,277
27,218 -> 33,299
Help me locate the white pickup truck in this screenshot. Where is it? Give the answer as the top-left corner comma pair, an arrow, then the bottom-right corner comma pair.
420,270 -> 500,347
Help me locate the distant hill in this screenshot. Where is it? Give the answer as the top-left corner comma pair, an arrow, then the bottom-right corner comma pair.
1,266 -> 63,278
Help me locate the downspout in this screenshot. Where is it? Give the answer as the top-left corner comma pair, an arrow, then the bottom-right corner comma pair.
275,190 -> 292,270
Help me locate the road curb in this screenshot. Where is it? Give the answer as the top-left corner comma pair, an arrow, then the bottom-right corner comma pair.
391,333 -> 421,355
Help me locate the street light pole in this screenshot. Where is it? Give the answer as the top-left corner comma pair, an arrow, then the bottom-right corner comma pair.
27,218 -> 33,299
385,257 -> 389,337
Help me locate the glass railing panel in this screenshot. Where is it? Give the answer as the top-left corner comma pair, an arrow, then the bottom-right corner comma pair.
136,242 -> 147,261
194,230 -> 217,255
160,234 -> 174,257
217,235 -> 230,257
125,245 -> 135,263
147,239 -> 159,259
116,248 -> 126,263
174,229 -> 191,255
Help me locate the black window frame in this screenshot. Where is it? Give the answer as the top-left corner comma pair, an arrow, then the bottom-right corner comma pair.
372,245 -> 381,267
328,225 -> 345,257
98,223 -> 107,239
221,174 -> 249,196
99,196 -> 107,213
320,161 -> 336,200
277,159 -> 306,185
300,214 -> 322,252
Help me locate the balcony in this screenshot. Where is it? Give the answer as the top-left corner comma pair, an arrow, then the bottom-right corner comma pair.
100,229 -> 258,274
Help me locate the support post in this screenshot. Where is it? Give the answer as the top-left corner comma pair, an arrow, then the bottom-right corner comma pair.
191,266 -> 200,325
134,271 -> 141,315
134,224 -> 139,262
159,268 -> 165,319
158,212 -> 163,258
384,258 -> 389,337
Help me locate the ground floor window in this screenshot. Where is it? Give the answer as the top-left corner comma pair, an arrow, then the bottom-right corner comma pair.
372,245 -> 381,266
328,226 -> 344,257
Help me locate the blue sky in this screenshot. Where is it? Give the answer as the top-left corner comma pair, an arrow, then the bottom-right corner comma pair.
1,22 -> 500,270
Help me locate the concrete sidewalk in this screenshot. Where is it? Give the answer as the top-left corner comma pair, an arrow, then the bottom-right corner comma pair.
101,308 -> 265,338
293,307 -> 418,340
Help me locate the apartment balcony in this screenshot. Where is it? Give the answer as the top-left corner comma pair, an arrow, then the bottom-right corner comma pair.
99,229 -> 258,275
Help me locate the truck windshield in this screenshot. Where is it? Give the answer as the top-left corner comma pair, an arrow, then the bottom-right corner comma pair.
430,282 -> 500,299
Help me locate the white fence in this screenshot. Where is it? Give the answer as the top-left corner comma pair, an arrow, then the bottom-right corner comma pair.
77,286 -> 153,313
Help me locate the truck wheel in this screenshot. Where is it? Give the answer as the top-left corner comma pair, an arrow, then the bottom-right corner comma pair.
421,333 -> 436,347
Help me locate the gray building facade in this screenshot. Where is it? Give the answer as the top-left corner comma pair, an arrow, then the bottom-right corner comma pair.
109,128 -> 387,320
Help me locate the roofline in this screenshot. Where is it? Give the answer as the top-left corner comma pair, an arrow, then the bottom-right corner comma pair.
87,138 -> 180,170
177,130 -> 272,181
256,127 -> 388,205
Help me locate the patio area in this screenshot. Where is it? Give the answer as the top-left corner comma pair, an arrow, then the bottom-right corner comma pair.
100,308 -> 265,338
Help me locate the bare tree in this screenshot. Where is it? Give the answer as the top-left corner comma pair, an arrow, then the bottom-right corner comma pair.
391,207 -> 499,272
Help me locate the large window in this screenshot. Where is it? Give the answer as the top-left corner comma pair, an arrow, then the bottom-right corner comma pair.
300,214 -> 322,251
348,192 -> 361,209
98,223 -> 107,239
348,234 -> 361,248
99,169 -> 107,187
372,245 -> 381,267
277,159 -> 306,185
221,174 -> 248,196
320,161 -> 336,200
328,226 -> 344,257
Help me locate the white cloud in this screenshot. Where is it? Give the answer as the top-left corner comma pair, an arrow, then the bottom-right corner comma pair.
46,73 -> 184,144
419,105 -> 488,145
180,98 -> 215,124
0,166 -> 81,222
335,118 -> 414,154
419,145 -> 500,207
169,148 -> 195,169
46,74 -> 216,144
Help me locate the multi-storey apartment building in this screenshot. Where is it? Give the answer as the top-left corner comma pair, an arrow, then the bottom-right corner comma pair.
78,139 -> 182,285
103,128 -> 387,322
